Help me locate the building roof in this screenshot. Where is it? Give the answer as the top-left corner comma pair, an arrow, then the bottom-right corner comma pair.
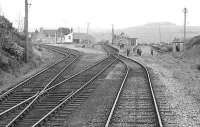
42,29 -> 57,36
127,37 -> 138,40
172,41 -> 184,43
73,33 -> 95,42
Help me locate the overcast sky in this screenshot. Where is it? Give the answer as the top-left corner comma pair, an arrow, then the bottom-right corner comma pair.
0,0 -> 199,32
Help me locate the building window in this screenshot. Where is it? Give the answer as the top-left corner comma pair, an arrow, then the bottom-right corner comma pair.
68,36 -> 71,39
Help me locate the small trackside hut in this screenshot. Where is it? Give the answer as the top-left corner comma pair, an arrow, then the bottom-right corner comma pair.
172,39 -> 184,53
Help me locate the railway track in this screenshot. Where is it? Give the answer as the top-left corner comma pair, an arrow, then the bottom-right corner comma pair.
5,55 -> 117,127
1,44 -> 164,126
149,69 -> 177,127
39,44 -> 79,56
103,45 -> 163,127
36,59 -> 125,127
0,46 -> 65,96
0,45 -> 80,126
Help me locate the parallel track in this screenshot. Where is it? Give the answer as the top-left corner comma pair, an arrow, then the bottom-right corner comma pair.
1,44 -> 164,127
32,57 -> 121,127
6,55 -> 117,127
39,44 -> 79,56
0,46 -> 65,97
28,46 -> 126,127
0,45 -> 80,126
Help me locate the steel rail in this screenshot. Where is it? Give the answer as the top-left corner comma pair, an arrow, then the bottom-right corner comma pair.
39,45 -> 71,56
0,49 -> 71,108
138,58 -> 163,127
0,46 -> 69,100
0,92 -> 39,117
0,58 -> 66,101
39,45 -> 69,55
119,55 -> 163,127
6,56 -> 115,127
38,55 -> 111,93
5,56 -> 116,127
31,57 -> 118,127
104,59 -> 129,127
0,53 -> 79,118
106,44 -> 163,127
42,54 -> 80,90
0,46 -> 81,127
40,44 -> 79,56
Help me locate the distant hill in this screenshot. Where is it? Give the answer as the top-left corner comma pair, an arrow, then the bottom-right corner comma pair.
119,22 -> 200,43
90,22 -> 200,43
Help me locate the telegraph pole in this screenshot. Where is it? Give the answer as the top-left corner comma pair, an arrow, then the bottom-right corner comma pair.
0,1 -> 2,16
112,24 -> 114,44
86,22 -> 90,34
78,26 -> 80,43
78,26 -> 80,34
158,24 -> 162,43
183,7 -> 187,43
24,0 -> 29,62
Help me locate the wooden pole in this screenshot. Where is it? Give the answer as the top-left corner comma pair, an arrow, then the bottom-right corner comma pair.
112,24 -> 114,44
183,8 -> 187,43
86,22 -> 90,34
24,0 -> 29,62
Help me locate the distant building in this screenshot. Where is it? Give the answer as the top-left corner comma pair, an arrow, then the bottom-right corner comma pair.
127,37 -> 137,46
73,33 -> 95,45
32,28 -> 95,44
33,27 -> 73,43
63,32 -> 73,43
113,32 -> 137,47
172,38 -> 184,52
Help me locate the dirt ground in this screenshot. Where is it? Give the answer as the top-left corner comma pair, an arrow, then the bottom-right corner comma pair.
128,51 -> 200,127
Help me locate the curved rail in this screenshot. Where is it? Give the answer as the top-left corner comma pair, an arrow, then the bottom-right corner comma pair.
119,55 -> 163,127
5,56 -> 117,127
0,48 -> 67,100
104,44 -> 163,127
0,45 -> 75,98
104,59 -> 129,127
0,53 -> 79,117
31,57 -> 118,127
0,45 -> 81,126
31,45 -> 128,127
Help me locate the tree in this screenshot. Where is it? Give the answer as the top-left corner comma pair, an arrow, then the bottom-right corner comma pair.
15,13 -> 24,32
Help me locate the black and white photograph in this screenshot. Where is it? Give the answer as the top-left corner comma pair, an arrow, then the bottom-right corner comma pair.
0,0 -> 200,126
